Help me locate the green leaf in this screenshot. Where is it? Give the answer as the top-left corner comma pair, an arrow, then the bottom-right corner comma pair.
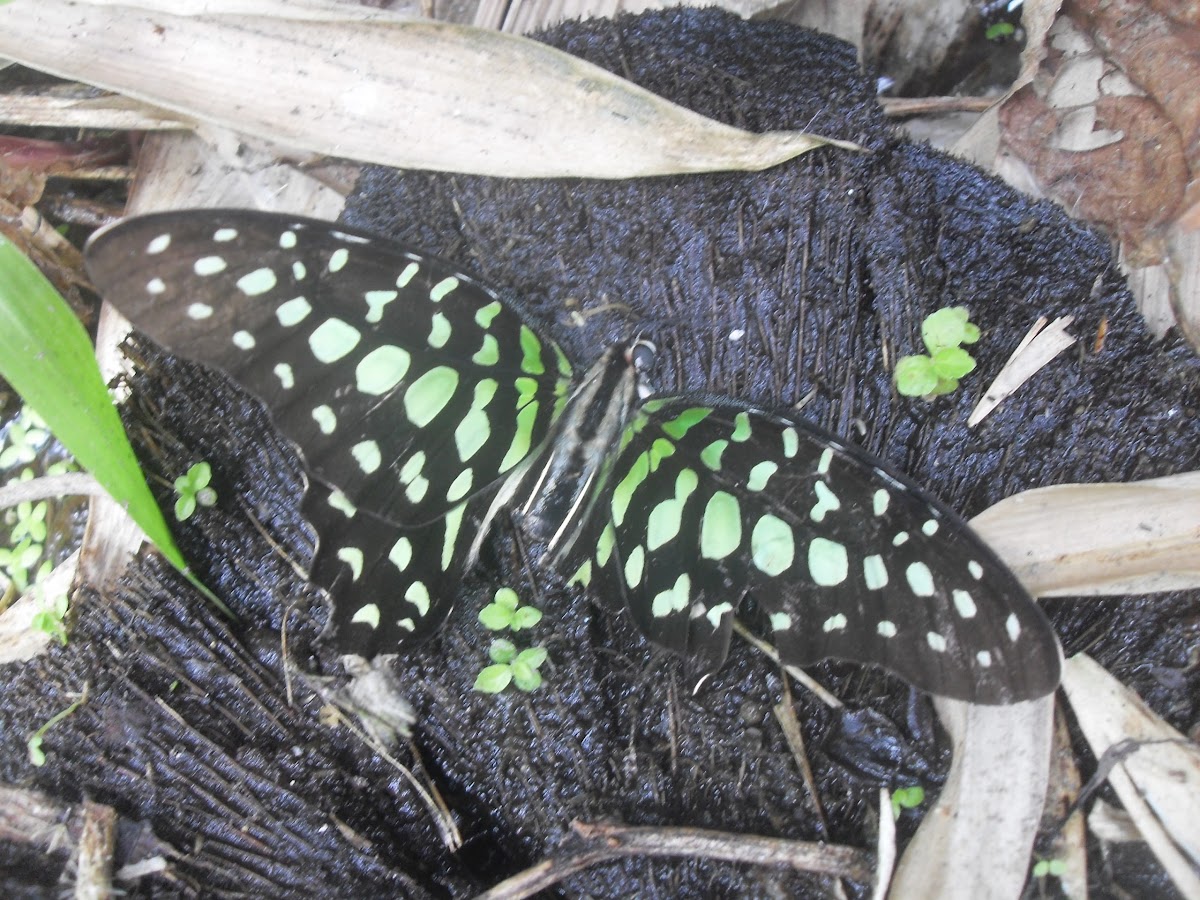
985,21 -> 1015,40
493,587 -> 520,609
27,734 -> 45,766
894,355 -> 938,397
188,461 -> 212,489
510,660 -> 543,692
478,603 -> 513,631
930,346 -> 976,380
510,606 -> 543,631
0,237 -> 209,598
174,493 -> 197,521
890,784 -> 926,818
921,306 -> 972,353
516,646 -> 548,669
488,638 -> 516,664
474,664 -> 513,693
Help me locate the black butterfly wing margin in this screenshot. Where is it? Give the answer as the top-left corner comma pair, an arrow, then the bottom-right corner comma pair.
86,210 -> 573,653
585,397 -> 1062,704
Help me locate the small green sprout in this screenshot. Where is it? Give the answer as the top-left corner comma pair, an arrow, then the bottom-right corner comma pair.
895,306 -> 980,397
27,690 -> 86,767
474,640 -> 550,694
173,461 -> 217,521
986,21 -> 1016,40
29,588 -> 69,646
10,499 -> 48,544
0,408 -> 49,469
890,784 -> 926,819
478,586 -> 543,632
1032,858 -> 1067,879
0,537 -> 44,593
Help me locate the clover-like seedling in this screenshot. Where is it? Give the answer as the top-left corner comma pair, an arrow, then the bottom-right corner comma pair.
890,784 -> 926,819
0,537 -> 43,593
11,499 -> 47,544
173,461 -> 217,521
0,408 -> 49,469
478,586 -> 543,632
474,640 -> 550,694
895,306 -> 981,398
1032,858 -> 1066,879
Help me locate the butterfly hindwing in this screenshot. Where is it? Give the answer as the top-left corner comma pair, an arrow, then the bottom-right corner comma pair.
86,210 -> 572,529
304,480 -> 495,654
590,397 -> 1061,703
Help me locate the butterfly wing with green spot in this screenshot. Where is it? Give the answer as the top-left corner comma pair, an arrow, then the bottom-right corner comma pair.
85,210 -> 572,649
587,397 -> 1062,703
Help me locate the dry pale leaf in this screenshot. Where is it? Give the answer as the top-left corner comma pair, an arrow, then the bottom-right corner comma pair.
968,315 -> 1075,428
971,471 -> 1200,597
890,696 -> 1055,900
1061,654 -> 1200,895
0,1 -> 856,179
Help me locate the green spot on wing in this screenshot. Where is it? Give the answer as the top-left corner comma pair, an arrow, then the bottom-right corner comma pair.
475,300 -> 502,328
308,317 -> 361,363
355,345 -> 411,395
661,406 -> 712,440
699,439 -> 727,471
700,491 -> 741,560
731,411 -> 752,442
751,515 -> 793,576
404,366 -> 459,427
808,537 -> 848,586
519,325 -> 544,375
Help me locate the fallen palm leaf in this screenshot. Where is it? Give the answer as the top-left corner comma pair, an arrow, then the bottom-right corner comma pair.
1061,654 -> 1200,895
0,1 -> 857,179
890,696 -> 1055,900
972,471 -> 1200,597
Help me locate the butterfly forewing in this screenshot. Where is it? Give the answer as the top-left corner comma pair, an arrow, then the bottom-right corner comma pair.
86,210 -> 572,528
592,397 -> 1061,703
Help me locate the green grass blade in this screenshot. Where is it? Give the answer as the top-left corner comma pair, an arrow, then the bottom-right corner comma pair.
0,234 -> 212,601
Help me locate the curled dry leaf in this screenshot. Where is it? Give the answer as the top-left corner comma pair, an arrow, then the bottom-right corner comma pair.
0,1 -> 856,180
1061,654 -> 1200,894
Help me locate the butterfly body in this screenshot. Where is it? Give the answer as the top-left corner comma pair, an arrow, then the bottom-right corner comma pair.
85,209 -> 1062,704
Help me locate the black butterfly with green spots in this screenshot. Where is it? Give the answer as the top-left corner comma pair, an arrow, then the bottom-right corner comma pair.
85,209 -> 1062,704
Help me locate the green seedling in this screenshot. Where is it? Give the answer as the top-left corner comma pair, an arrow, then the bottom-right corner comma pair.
27,689 -> 87,767
1032,858 -> 1067,879
173,461 -> 217,521
478,586 -> 543,632
890,784 -> 926,819
0,409 -> 49,469
895,306 -> 981,397
474,640 -> 550,693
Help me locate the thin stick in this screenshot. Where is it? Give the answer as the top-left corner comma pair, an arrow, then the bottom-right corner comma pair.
475,820 -> 874,899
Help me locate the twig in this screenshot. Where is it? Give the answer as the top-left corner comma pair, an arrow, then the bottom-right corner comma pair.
879,96 -> 995,117
475,820 -> 874,899
733,620 -> 843,708
0,472 -> 107,509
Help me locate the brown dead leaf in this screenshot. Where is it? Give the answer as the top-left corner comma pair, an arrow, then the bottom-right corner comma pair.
1069,0 -> 1200,163
999,85 -> 1186,256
